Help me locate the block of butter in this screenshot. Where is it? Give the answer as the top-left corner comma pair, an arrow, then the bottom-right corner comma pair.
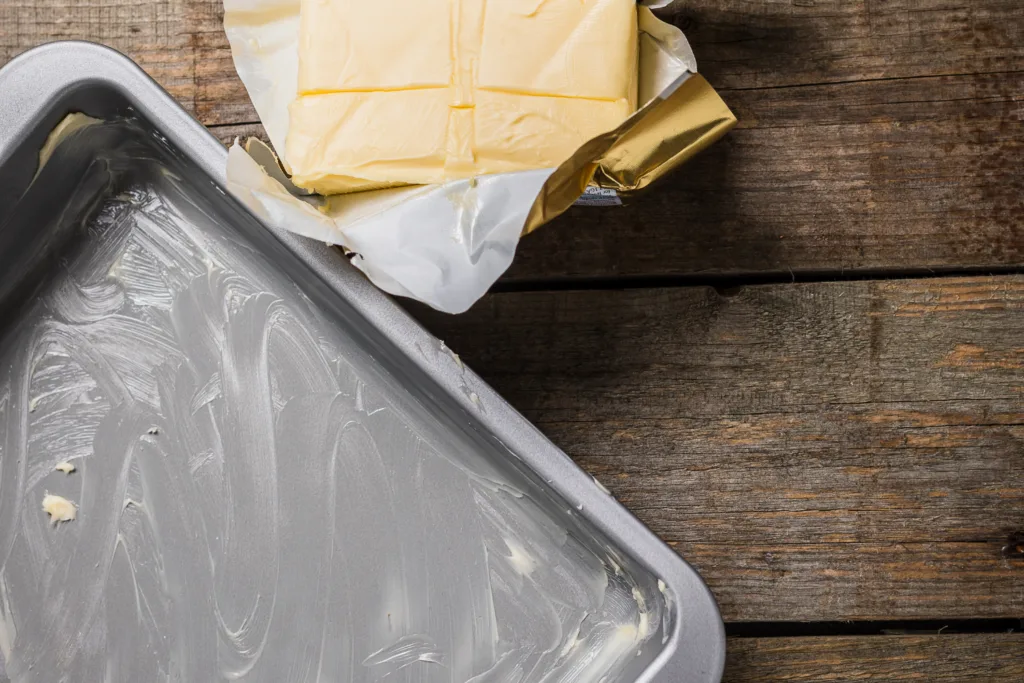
286,0 -> 639,195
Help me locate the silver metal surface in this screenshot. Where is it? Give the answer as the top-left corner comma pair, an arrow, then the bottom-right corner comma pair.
0,42 -> 725,683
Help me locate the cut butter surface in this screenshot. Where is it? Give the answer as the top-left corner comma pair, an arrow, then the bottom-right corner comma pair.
287,0 -> 639,195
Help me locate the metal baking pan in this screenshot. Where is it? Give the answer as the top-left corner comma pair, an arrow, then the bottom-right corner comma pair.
0,42 -> 724,683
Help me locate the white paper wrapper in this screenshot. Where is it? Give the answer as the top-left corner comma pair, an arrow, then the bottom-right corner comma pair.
223,0 -> 696,314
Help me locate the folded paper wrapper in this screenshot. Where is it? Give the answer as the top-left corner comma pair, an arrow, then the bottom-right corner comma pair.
223,0 -> 736,314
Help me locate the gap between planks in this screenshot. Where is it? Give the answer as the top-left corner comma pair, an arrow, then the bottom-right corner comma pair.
727,617 -> 1023,639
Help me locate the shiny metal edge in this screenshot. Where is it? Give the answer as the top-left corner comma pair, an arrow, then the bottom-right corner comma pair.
0,41 -> 725,683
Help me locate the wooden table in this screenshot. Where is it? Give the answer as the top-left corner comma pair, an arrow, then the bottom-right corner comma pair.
5,1 -> 1022,679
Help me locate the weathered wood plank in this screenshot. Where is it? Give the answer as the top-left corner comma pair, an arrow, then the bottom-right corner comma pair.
724,634 -> 1024,682
508,70 -> 1024,280
4,0 -> 1022,279
1,1 -> 198,115
672,0 -> 1024,91
410,276 -> 1024,621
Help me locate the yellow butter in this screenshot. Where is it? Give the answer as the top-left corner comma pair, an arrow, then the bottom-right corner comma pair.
477,0 -> 639,104
297,0 -> 453,93
42,494 -> 77,524
287,0 -> 638,195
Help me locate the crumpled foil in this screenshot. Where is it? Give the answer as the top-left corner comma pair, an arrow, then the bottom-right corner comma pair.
223,0 -> 735,313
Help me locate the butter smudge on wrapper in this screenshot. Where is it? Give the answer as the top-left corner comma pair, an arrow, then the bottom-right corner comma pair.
223,0 -> 735,314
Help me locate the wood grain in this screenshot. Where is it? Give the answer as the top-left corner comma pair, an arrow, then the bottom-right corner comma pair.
507,70 -> 1024,280
724,634 -> 1024,682
668,0 -> 1024,90
411,276 -> 1024,621
5,0 -> 1019,280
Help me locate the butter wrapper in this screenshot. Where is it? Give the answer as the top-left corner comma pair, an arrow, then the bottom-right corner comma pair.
223,0 -> 735,314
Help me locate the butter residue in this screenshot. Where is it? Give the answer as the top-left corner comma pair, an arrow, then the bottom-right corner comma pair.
54,462 -> 76,475
439,341 -> 463,370
362,634 -> 445,673
503,538 -> 537,577
35,113 -> 103,180
42,494 -> 77,524
632,586 -> 651,640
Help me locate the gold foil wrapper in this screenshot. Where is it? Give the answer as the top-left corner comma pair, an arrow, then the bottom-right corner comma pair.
522,3 -> 737,234
525,72 -> 735,235
593,74 -> 736,194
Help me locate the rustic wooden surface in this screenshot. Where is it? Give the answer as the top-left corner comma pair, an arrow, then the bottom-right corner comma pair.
724,634 -> 1024,682
4,0 -> 1023,680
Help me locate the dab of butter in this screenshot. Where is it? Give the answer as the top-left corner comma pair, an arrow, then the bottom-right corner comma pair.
42,494 -> 77,524
55,461 -> 76,474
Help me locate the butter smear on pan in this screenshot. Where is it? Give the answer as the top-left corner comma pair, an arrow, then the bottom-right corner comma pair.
42,494 -> 78,524
286,0 -> 639,195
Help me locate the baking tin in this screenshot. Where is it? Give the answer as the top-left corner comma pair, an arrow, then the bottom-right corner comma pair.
0,42 -> 724,682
